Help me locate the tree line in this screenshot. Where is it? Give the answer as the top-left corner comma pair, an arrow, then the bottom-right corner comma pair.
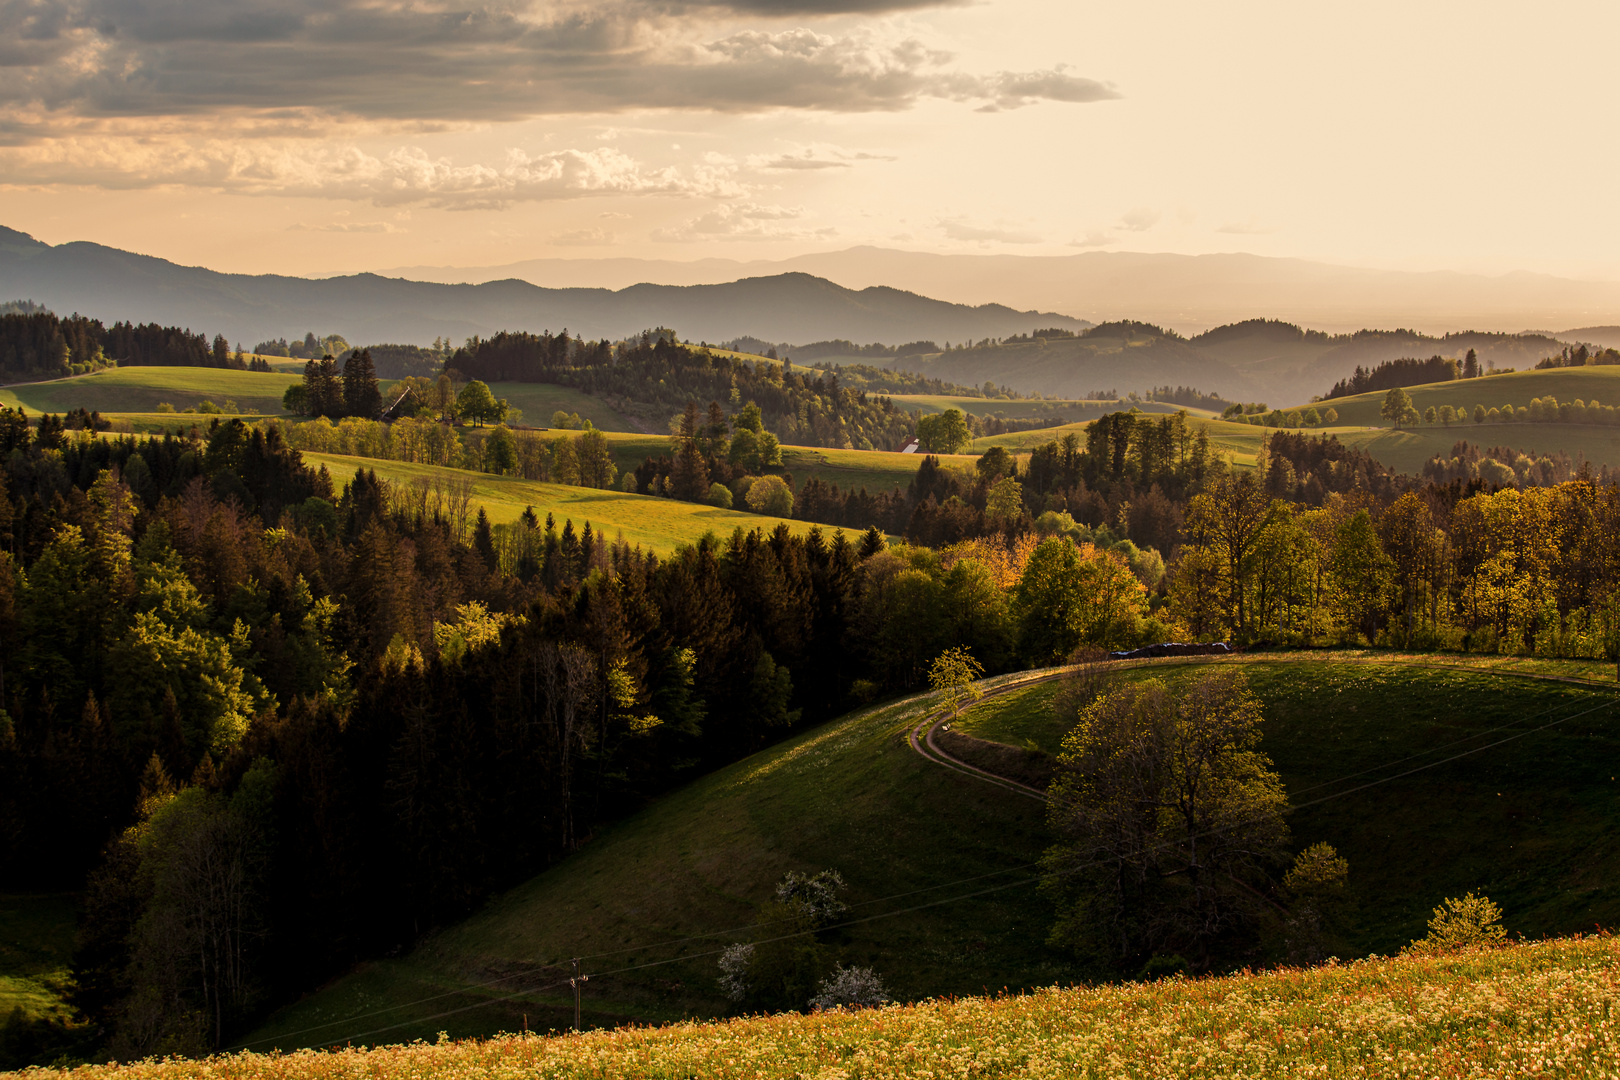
447,332 -> 919,452
0,312 -> 245,380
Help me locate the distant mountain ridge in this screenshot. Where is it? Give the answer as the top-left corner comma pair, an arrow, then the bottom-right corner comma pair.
377,246 -> 1620,336
0,226 -> 1089,352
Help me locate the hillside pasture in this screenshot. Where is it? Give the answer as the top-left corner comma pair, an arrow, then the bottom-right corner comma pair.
0,367 -> 298,415
244,656 -> 1620,1049
300,453 -> 855,555
488,383 -> 636,432
956,655 -> 1620,954
1311,366 -> 1620,427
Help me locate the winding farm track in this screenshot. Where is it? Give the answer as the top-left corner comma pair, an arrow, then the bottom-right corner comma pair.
905,652 -> 1620,801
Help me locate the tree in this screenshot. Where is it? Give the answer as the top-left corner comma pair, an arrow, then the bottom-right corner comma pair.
1322,407 -> 1338,425
1473,404 -> 1486,424
456,380 -> 501,427
708,482 -> 733,508
927,646 -> 985,720
1043,669 -> 1290,971
575,426 -> 618,489
484,424 -> 518,475
985,476 -> 1024,523
746,475 -> 794,517
1012,539 -> 1146,663
1463,348 -> 1481,379
341,348 -> 382,419
916,409 -> 970,454
1381,387 -> 1415,429
669,402 -> 710,500
281,385 -> 308,416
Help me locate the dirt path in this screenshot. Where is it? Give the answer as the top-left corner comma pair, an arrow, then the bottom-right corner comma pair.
905,652 -> 1620,800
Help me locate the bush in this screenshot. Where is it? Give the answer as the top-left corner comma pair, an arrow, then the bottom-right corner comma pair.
745,475 -> 794,517
717,942 -> 754,1002
155,402 -> 175,414
808,965 -> 891,1011
1405,892 -> 1508,955
708,481 -> 733,509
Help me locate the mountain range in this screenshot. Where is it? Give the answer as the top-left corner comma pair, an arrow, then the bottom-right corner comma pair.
377,248 -> 1620,337
0,225 -> 1599,403
0,227 -> 1087,353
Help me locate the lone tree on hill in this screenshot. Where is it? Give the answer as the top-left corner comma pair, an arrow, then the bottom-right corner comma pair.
1043,667 -> 1289,973
928,646 -> 985,721
1381,387 -> 1417,430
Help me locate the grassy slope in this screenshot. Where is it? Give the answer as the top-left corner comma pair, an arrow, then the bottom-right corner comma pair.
91,937 -> 1620,1078
243,678 -> 1069,1048
301,453 -> 853,554
487,383 -> 636,433
888,395 -> 1178,419
585,432 -> 960,494
0,367 -> 299,415
972,416 -> 1272,469
956,655 -> 1620,953
0,893 -> 79,1028
247,656 -> 1620,1050
1313,367 -> 1620,427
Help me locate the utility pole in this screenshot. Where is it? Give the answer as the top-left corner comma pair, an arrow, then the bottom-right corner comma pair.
570,958 -> 588,1032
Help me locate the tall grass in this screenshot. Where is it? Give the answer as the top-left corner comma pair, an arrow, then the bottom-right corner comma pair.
36,936 -> 1620,1078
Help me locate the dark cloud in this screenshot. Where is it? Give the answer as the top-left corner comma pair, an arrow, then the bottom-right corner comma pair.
0,0 -> 1115,131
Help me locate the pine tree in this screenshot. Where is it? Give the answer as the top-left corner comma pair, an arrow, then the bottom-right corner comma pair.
670,402 -> 710,501
342,348 -> 382,419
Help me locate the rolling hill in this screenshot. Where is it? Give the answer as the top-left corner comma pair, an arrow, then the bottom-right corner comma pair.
239,655 -> 1620,1050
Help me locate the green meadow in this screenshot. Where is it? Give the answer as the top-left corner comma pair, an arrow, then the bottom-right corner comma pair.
243,655 -> 1620,1049
0,367 -> 298,415
300,453 -> 859,554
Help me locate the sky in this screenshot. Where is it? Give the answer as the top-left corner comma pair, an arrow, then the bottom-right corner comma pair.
4,0 -> 1618,282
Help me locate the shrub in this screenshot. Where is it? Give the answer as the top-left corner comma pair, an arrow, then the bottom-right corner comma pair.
1405,892 -> 1508,955
746,475 -> 794,517
808,964 -> 891,1011
775,869 -> 849,928
717,942 -> 754,1002
708,482 -> 733,509
155,402 -> 175,414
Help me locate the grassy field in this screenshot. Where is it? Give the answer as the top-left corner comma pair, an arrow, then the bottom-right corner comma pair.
240,655 -> 1620,1050
556,432 -> 953,495
241,674 -> 1073,1049
956,655 -> 1620,954
0,367 -> 298,415
971,415 -> 1274,469
0,892 -> 79,1031
886,395 -> 1190,419
1311,367 -> 1620,427
301,453 -> 860,554
489,383 -> 635,433
64,936 -> 1620,1077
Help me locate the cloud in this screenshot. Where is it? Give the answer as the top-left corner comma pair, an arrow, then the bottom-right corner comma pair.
0,140 -> 744,207
1068,230 -> 1114,248
288,220 -> 406,233
0,2 -> 1117,139
653,201 -> 835,241
1120,207 -> 1159,232
748,143 -> 896,170
549,227 -> 616,245
939,218 -> 1042,244
1217,220 -> 1273,235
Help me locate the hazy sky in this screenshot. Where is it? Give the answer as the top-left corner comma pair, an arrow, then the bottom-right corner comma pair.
5,0 -> 1617,280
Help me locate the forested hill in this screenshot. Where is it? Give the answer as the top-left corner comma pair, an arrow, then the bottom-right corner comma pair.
0,227 -> 1086,353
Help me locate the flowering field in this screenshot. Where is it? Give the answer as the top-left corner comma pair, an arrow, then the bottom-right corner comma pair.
33,936 -> 1620,1079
